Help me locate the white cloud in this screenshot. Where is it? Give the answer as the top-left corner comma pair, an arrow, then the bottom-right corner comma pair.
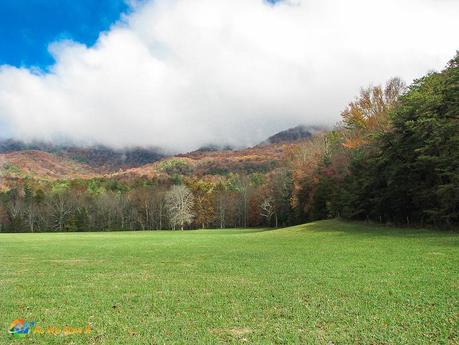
0,0 -> 458,151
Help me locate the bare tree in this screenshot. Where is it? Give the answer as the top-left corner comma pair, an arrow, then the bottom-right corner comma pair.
5,194 -> 25,231
118,193 -> 131,230
165,185 -> 194,230
260,197 -> 274,226
48,191 -> 74,232
229,174 -> 252,228
152,188 -> 167,230
0,202 -> 9,232
24,198 -> 37,232
214,183 -> 227,229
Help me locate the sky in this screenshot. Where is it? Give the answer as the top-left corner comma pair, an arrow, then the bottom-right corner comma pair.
0,0 -> 458,152
0,0 -> 130,68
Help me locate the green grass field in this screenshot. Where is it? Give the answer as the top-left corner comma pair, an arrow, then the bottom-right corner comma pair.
1,220 -> 458,344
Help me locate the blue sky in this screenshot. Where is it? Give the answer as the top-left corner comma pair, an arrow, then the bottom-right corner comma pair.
0,0 -> 130,69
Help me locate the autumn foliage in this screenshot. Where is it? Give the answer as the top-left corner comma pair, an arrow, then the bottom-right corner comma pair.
0,54 -> 458,231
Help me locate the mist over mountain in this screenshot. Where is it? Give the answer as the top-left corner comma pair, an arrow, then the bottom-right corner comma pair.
0,138 -> 165,172
0,124 -> 322,172
0,124 -> 318,183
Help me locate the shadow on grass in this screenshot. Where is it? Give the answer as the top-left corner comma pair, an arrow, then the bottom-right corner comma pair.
297,219 -> 459,240
182,220 -> 459,238
191,228 -> 276,235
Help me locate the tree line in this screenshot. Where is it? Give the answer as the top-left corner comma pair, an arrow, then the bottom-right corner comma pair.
0,171 -> 295,232
0,53 -> 457,232
288,53 -> 458,226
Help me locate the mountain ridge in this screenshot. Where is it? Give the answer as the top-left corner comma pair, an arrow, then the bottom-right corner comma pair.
258,125 -> 326,146
0,125 -> 316,187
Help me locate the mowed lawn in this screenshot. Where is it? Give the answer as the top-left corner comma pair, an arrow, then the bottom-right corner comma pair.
0,220 -> 458,344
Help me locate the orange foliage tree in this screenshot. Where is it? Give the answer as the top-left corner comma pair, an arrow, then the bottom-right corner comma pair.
341,78 -> 405,148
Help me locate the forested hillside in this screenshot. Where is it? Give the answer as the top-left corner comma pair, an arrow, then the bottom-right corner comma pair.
0,151 -> 98,180
0,140 -> 165,172
0,53 -> 457,232
259,125 -> 324,145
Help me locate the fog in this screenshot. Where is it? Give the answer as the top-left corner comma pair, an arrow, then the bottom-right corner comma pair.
0,0 -> 457,151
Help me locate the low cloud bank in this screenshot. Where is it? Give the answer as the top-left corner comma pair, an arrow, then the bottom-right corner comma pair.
0,0 -> 457,151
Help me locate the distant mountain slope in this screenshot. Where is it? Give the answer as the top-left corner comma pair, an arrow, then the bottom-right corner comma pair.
0,142 -> 300,190
0,125 -> 323,185
115,142 -> 297,179
259,125 -> 326,145
0,125 -> 323,173
0,150 -> 98,181
0,139 -> 165,172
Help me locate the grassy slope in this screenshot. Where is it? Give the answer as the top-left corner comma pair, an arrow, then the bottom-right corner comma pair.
0,220 -> 457,344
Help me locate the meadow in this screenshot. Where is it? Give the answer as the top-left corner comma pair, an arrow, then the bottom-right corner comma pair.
0,220 -> 458,344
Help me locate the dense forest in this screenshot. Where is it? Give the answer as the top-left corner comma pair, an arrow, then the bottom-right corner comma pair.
0,53 -> 457,232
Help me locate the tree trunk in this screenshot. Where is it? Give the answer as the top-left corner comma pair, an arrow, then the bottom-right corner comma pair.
159,207 -> 162,230
29,210 -> 34,233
